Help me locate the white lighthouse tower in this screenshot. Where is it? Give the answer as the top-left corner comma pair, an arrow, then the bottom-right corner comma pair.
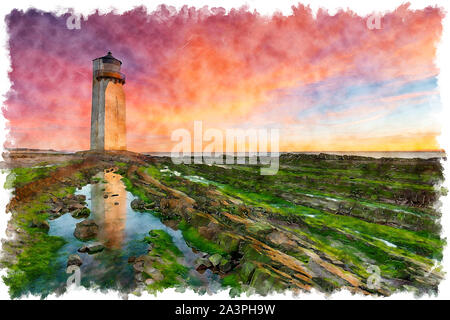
90,52 -> 127,151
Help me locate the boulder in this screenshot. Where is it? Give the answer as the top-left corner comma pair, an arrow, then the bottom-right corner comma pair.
194,257 -> 212,270
75,194 -> 86,202
131,199 -> 142,210
88,244 -> 104,254
74,219 -> 99,241
249,268 -> 275,296
78,243 -> 104,254
71,207 -> 91,219
51,205 -> 63,214
267,231 -> 297,251
133,261 -> 145,273
131,199 -> 154,211
219,258 -> 232,273
135,273 -> 144,282
239,261 -> 256,283
68,202 -> 85,211
67,254 -> 82,267
144,267 -> 164,281
78,245 -> 88,253
208,253 -> 223,267
159,198 -> 189,217
29,219 -> 50,232
217,232 -> 240,253
198,222 -> 221,240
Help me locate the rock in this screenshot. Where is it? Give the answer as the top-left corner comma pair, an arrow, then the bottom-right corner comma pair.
159,198 -> 189,217
208,253 -> 223,267
217,232 -> 240,253
162,219 -> 179,230
194,257 -> 212,270
78,245 -> 88,253
144,202 -> 156,210
67,254 -> 82,267
239,262 -> 256,283
145,278 -> 155,285
249,268 -> 274,296
135,256 -> 145,263
131,199 -> 142,210
74,219 -> 99,241
51,206 -> 63,213
145,255 -> 164,265
29,219 -> 50,231
133,261 -> 144,273
68,202 -> 84,211
76,194 -> 86,202
219,258 -> 232,273
198,222 -> 221,240
144,266 -> 164,281
267,231 -> 297,250
189,211 -> 212,228
48,213 -> 62,220
131,199 -> 154,211
77,243 -> 104,254
88,244 -> 105,254
135,273 -> 144,282
71,207 -> 91,219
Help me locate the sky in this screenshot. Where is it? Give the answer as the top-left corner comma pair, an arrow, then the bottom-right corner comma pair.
2,4 -> 445,152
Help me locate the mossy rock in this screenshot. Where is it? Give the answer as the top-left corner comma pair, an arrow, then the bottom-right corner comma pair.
71,207 -> 91,219
28,219 -> 50,232
208,253 -> 223,267
249,268 -> 275,296
190,211 -> 213,228
240,244 -> 271,264
73,219 -> 99,241
239,261 -> 256,283
248,222 -> 274,236
217,232 -> 240,254
219,258 -> 232,273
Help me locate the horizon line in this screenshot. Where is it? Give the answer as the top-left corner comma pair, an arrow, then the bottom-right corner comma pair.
4,147 -> 446,153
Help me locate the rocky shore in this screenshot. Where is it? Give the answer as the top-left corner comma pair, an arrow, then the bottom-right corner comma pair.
0,151 -> 445,297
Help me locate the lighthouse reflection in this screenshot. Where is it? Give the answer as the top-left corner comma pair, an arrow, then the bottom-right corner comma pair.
91,168 -> 127,249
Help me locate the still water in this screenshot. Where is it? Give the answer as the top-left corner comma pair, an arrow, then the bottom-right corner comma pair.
41,169 -> 219,296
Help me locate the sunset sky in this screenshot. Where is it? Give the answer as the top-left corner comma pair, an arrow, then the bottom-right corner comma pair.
3,4 -> 444,152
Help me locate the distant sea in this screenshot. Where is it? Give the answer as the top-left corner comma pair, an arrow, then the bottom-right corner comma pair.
7,148 -> 445,160
144,151 -> 446,159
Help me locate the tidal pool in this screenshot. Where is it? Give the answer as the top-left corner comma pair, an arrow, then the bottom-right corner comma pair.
42,169 -> 219,296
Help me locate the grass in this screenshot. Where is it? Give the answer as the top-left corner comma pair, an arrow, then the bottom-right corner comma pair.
1,164 -> 90,298
144,229 -> 182,257
3,165 -> 56,189
122,176 -> 153,204
168,159 -> 444,289
178,220 -> 227,256
142,230 -> 190,291
2,235 -> 66,298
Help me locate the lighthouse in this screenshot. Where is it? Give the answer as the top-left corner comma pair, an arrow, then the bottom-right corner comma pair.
90,52 -> 127,151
